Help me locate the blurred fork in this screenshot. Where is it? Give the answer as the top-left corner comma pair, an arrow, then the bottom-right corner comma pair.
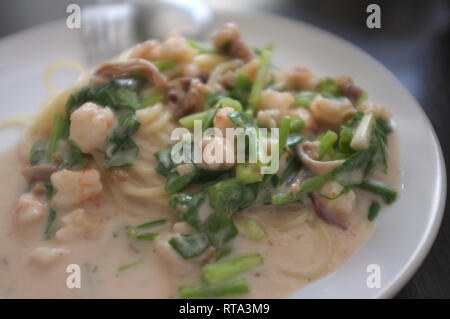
79,0 -> 213,66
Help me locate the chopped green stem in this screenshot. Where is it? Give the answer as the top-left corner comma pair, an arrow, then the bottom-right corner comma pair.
218,97 -> 243,111
279,116 -> 291,155
188,39 -> 215,54
235,163 -> 263,183
44,209 -> 57,240
295,91 -> 317,108
319,130 -> 338,158
290,114 -> 305,132
127,218 -> 166,241
140,91 -> 164,108
178,278 -> 249,299
241,219 -> 265,241
136,219 -> 166,230
247,49 -> 272,115
118,261 -> 140,272
201,253 -> 263,285
368,201 -> 380,221
179,111 -> 208,129
358,181 -> 397,204
47,114 -> 64,162
153,59 -> 176,72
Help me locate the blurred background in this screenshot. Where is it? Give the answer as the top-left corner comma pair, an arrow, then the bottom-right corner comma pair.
0,0 -> 449,298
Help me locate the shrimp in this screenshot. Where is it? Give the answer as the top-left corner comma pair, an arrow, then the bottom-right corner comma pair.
358,101 -> 392,120
258,89 -> 295,126
14,193 -> 47,225
158,32 -> 197,63
50,169 -> 103,210
319,181 -> 356,218
212,23 -> 253,62
201,136 -> 235,171
69,102 -> 114,154
29,247 -> 69,268
257,109 -> 280,128
55,208 -> 102,242
284,66 -> 319,91
310,94 -> 356,128
213,107 -> 237,137
259,89 -> 294,114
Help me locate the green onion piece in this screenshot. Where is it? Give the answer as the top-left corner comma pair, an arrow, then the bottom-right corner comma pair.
279,116 -> 291,155
295,91 -> 317,108
247,49 -> 272,115
178,278 -> 249,299
201,253 -> 263,285
368,201 -> 380,221
271,191 -> 295,205
319,130 -> 338,158
290,114 -> 305,132
286,133 -> 304,147
357,91 -> 368,105
235,163 -> 263,184
153,59 -> 176,72
339,127 -> 354,154
127,228 -> 158,241
292,174 -> 330,195
135,219 -> 166,230
140,91 -> 164,108
178,110 -> 209,130
241,219 -> 265,241
187,39 -> 215,54
319,77 -> 340,96
350,113 -> 375,151
230,72 -> 252,103
118,261 -> 140,272
166,169 -> 199,195
217,97 -> 243,111
358,181 -> 397,204
127,218 -> 166,241
47,114 -> 64,162
44,208 -> 57,240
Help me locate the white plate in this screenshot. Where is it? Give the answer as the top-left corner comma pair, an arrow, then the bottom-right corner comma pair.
0,8 -> 446,299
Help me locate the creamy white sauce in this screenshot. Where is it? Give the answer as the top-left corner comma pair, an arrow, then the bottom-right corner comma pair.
0,134 -> 401,298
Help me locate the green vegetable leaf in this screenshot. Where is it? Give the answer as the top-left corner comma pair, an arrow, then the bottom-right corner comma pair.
169,233 -> 210,259
204,212 -> 238,248
154,144 -> 175,176
29,140 -> 48,166
227,111 -> 254,129
103,113 -> 140,169
170,190 -> 207,230
208,178 -> 258,214
44,209 -> 57,240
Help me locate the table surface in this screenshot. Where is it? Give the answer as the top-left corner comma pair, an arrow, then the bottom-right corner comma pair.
0,0 -> 449,299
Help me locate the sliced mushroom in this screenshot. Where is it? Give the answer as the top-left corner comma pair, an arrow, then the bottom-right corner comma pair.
337,75 -> 363,105
91,58 -> 168,93
309,193 -> 349,230
22,164 -> 58,184
295,141 -> 343,175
